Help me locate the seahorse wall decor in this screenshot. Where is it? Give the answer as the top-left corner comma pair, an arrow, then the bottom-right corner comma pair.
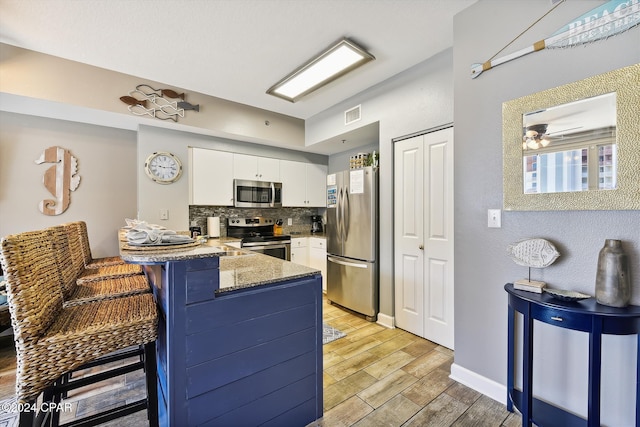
34,146 -> 81,215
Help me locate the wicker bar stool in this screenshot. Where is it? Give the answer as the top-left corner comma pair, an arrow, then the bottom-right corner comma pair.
49,225 -> 151,307
61,222 -> 143,284
0,229 -> 159,427
74,220 -> 127,268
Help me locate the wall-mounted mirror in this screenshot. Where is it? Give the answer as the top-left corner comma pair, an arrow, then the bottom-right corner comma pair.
503,64 -> 639,210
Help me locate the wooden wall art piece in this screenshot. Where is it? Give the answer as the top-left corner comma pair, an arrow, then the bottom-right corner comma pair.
471,0 -> 640,78
34,146 -> 81,216
119,84 -> 200,122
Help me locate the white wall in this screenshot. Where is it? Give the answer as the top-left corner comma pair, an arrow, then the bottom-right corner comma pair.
307,49 -> 455,319
453,1 -> 640,425
0,112 -> 137,257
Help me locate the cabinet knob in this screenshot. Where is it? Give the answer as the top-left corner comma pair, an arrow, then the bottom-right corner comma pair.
419,244 -> 424,250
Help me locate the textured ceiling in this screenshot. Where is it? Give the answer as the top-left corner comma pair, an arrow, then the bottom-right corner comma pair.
0,0 -> 477,120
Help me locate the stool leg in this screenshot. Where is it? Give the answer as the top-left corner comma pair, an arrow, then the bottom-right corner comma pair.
18,400 -> 35,427
143,341 -> 158,427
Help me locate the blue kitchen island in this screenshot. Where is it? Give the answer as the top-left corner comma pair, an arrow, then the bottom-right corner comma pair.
121,241 -> 323,426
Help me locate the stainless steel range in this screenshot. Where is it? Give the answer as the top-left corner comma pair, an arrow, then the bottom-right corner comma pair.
227,217 -> 291,261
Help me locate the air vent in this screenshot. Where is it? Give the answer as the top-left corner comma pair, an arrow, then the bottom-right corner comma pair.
344,105 -> 361,125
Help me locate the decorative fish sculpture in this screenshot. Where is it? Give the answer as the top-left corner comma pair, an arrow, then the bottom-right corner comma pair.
177,101 -> 199,112
34,146 -> 81,216
119,95 -> 148,107
135,84 -> 185,100
507,238 -> 560,268
161,89 -> 185,100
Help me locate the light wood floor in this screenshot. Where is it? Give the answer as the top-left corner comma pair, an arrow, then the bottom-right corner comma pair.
0,298 -> 522,426
318,298 -> 521,426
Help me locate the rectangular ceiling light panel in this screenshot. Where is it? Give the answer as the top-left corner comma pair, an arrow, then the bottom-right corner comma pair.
267,38 -> 375,102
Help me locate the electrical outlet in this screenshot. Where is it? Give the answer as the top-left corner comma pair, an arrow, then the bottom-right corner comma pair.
287,218 -> 293,226
488,209 -> 501,228
160,209 -> 169,220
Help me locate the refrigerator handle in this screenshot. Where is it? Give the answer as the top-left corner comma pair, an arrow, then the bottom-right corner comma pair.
337,187 -> 343,241
343,189 -> 350,241
327,256 -> 368,269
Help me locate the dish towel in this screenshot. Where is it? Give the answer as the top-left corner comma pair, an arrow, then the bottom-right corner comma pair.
126,221 -> 192,245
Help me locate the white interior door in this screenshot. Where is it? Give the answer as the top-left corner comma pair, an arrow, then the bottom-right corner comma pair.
423,128 -> 454,349
394,127 -> 455,350
394,135 -> 425,336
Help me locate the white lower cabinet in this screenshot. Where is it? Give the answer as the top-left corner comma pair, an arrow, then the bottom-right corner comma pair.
290,237 -> 326,293
308,237 -> 327,293
290,238 -> 309,266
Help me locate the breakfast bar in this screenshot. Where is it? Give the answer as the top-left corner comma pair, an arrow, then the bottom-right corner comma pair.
120,240 -> 323,426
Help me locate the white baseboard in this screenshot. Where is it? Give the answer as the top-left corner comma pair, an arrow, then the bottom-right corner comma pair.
449,363 -> 506,404
376,312 -> 394,329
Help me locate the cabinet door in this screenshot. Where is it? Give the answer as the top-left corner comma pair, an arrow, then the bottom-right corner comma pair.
280,160 -> 307,206
290,238 -> 308,266
305,163 -> 328,207
233,153 -> 259,180
234,154 -> 280,182
190,148 -> 234,205
309,238 -> 326,292
257,157 -> 280,182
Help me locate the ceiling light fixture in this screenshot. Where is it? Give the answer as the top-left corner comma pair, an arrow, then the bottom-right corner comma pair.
266,38 -> 375,103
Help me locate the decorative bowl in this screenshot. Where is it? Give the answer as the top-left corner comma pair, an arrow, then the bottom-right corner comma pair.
544,288 -> 591,302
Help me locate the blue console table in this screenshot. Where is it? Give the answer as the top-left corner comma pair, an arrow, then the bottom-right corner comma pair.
505,283 -> 640,427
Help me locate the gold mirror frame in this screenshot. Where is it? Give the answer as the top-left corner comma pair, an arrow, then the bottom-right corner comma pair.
503,63 -> 639,211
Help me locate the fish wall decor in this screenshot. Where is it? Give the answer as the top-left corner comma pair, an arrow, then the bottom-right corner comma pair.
119,84 -> 199,122
34,146 -> 81,216
507,238 -> 560,268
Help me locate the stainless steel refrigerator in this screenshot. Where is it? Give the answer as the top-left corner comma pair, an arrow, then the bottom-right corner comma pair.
326,166 -> 378,321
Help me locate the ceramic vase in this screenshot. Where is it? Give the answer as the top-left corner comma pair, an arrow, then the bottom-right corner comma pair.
595,239 -> 630,307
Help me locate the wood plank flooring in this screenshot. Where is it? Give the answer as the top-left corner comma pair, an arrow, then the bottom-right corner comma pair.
317,298 -> 521,426
0,297 -> 522,426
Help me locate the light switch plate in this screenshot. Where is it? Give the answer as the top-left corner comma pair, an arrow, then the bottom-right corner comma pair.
488,209 -> 501,228
160,209 -> 169,220
287,218 -> 293,226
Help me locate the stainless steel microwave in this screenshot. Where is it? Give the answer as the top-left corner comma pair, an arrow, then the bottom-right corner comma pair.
233,179 -> 282,208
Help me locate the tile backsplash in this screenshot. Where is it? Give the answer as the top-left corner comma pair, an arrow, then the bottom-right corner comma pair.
189,206 -> 326,236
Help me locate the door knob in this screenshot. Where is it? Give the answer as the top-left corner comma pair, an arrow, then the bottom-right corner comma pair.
419,244 -> 424,250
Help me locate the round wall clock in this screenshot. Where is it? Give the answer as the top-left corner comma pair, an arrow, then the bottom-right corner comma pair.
144,151 -> 183,184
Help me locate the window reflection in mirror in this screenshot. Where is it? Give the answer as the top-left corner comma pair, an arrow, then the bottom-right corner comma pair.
521,92 -> 617,194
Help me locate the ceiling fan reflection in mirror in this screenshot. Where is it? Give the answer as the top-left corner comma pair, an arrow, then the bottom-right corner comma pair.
522,124 -> 550,150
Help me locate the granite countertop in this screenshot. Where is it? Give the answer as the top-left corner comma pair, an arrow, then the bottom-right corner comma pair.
288,232 -> 327,239
119,238 -> 320,294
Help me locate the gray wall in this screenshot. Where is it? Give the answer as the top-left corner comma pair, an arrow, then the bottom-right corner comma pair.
307,49 -> 455,319
0,112 -> 137,257
453,1 -> 640,424
328,142 -> 379,174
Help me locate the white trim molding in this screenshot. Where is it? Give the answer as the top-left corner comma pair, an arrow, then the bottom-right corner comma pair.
376,312 -> 395,329
450,363 -> 506,405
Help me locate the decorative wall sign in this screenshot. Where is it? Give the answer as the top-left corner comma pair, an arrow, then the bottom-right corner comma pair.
119,84 -> 200,122
471,0 -> 640,78
34,146 -> 81,215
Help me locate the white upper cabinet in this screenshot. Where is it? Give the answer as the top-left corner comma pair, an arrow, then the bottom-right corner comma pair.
305,163 -> 328,206
280,160 -> 327,207
233,153 -> 280,182
189,147 -> 234,206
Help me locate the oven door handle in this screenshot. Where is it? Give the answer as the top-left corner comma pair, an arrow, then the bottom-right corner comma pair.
242,241 -> 290,248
